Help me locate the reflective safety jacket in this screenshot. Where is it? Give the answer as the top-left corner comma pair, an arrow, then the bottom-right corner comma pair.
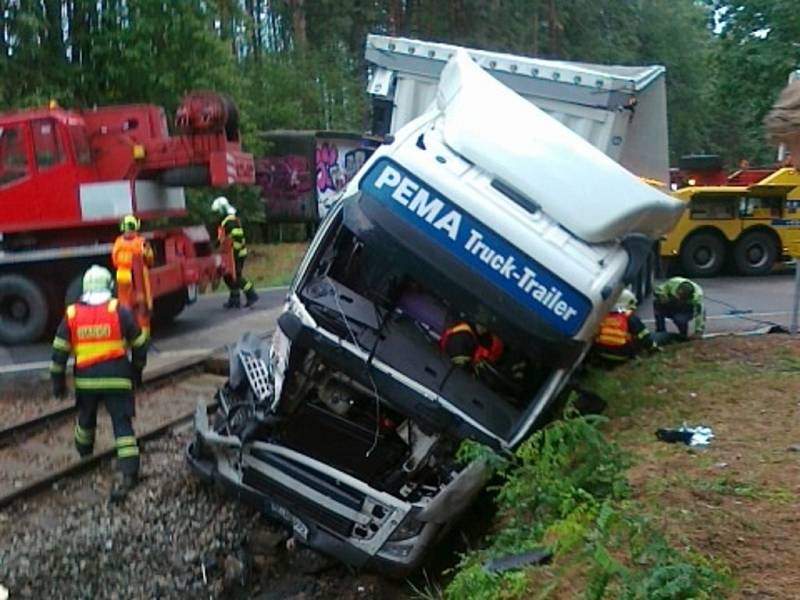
218,215 -> 248,259
654,276 -> 705,335
50,299 -> 148,392
112,232 -> 154,284
594,309 -> 655,360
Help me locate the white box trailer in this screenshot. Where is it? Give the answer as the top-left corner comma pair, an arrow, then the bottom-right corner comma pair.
365,34 -> 670,187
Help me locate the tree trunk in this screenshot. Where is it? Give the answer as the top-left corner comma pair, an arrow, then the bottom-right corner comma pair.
288,0 -> 306,50
389,0 -> 404,35
43,0 -> 65,62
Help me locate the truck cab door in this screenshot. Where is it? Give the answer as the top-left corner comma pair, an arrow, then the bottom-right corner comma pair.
0,121 -> 39,231
29,118 -> 78,226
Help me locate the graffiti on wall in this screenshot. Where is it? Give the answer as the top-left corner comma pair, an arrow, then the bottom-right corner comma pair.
256,133 -> 379,223
255,155 -> 315,221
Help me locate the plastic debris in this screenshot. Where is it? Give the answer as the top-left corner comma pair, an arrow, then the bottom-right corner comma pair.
0,584 -> 7,600
656,423 -> 714,447
482,549 -> 552,574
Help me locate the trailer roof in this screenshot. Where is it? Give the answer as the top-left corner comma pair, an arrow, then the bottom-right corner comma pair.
366,35 -> 665,94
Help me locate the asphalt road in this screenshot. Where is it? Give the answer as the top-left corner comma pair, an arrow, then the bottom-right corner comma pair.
638,270 -> 799,335
0,287 -> 288,374
2,271 -> 798,374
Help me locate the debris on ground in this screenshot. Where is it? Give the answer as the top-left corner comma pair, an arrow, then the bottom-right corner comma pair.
656,424 -> 714,447
0,430 -> 406,599
482,548 -> 552,574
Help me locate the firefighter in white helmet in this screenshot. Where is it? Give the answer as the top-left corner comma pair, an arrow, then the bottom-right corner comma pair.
592,288 -> 657,364
211,196 -> 258,309
50,265 -> 149,502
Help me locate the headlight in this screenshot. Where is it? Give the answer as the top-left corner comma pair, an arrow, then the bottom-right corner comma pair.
387,512 -> 425,542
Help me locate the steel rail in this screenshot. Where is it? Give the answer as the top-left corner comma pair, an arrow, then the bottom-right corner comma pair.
0,330 -> 272,508
0,351 -> 223,448
0,405 -> 216,509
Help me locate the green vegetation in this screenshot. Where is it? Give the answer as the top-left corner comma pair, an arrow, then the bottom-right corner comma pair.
5,1 -> 800,233
441,407 -> 731,600
436,338 -> 800,599
244,242 -> 308,287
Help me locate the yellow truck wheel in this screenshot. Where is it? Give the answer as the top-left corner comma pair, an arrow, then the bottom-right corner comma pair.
680,232 -> 725,278
733,230 -> 776,276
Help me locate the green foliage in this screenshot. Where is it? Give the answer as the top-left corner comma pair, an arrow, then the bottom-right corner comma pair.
704,0 -> 800,164
444,415 -> 731,600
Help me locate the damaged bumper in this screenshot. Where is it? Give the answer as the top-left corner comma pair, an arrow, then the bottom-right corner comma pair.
187,401 -> 485,577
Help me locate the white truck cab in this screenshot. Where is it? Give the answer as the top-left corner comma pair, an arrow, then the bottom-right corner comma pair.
188,50 -> 683,576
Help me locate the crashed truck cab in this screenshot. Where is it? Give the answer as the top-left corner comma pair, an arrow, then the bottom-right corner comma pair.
187,52 -> 683,576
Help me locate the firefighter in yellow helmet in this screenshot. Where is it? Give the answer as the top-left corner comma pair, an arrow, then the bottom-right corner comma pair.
111,214 -> 155,336
50,266 -> 149,503
593,288 -> 657,364
212,196 -> 259,309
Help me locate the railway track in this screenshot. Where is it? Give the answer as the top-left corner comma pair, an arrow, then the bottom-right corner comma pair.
0,351 -> 230,509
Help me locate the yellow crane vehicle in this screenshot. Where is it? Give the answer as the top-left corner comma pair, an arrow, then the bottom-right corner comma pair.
660,167 -> 800,277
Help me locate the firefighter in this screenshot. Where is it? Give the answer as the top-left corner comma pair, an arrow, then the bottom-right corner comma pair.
111,214 -> 155,336
211,196 -> 259,309
439,321 -> 504,370
593,288 -> 657,363
653,277 -> 705,339
764,80 -> 800,170
50,265 -> 149,503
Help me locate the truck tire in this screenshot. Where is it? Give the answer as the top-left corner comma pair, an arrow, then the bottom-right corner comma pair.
0,274 -> 49,344
680,232 -> 725,277
734,231 -> 776,276
153,289 -> 188,325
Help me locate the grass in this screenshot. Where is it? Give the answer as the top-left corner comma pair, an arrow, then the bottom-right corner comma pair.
241,242 -> 309,287
440,336 -> 800,599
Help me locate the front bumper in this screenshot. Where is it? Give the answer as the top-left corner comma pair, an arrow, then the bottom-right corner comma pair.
186,401 -> 455,577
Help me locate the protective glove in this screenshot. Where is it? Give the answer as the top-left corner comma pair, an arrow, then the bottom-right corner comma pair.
52,378 -> 67,399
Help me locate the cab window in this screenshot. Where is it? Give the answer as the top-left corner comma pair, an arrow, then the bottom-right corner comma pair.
0,124 -> 30,186
32,118 -> 65,170
689,194 -> 736,220
69,124 -> 92,165
738,196 -> 783,218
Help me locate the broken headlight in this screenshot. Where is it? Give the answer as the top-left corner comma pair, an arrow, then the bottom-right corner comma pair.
387,511 -> 425,542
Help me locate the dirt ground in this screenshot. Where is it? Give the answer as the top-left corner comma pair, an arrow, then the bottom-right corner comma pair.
599,334 -> 800,599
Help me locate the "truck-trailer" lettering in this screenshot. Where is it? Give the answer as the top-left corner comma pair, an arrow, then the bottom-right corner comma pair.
365,161 -> 588,331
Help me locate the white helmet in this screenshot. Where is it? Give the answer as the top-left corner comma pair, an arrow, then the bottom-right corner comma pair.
83,265 -> 113,293
211,196 -> 236,216
615,288 -> 637,311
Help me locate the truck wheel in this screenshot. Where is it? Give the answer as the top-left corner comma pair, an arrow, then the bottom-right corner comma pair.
153,289 -> 188,325
0,274 -> 49,344
680,232 -> 725,277
734,231 -> 776,276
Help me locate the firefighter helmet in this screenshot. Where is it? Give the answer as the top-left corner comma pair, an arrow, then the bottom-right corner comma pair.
120,214 -> 141,232
211,196 -> 236,216
615,288 -> 637,311
82,265 -> 113,293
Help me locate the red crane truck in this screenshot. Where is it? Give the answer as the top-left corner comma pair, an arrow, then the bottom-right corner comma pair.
0,93 -> 254,344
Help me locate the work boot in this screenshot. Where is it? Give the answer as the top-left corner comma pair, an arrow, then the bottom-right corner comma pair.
109,472 -> 138,504
223,294 -> 241,309
244,289 -> 259,308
